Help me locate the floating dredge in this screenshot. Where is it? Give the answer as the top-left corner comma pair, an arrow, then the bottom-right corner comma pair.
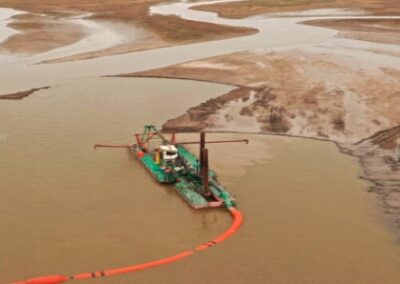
11,126 -> 247,284
96,125 -> 249,209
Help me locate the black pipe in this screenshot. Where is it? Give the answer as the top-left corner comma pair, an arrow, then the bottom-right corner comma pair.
202,148 -> 210,196
199,132 -> 205,175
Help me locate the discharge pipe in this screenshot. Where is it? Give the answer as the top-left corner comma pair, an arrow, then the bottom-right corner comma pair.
10,207 -> 243,284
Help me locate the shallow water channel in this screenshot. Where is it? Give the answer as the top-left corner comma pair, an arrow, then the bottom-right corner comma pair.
1,78 -> 400,283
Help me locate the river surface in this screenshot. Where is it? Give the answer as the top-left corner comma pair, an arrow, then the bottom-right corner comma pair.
1,78 -> 400,283
1,0 -> 400,283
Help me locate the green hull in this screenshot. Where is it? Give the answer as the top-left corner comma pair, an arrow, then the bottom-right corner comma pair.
134,146 -> 235,209
139,153 -> 176,183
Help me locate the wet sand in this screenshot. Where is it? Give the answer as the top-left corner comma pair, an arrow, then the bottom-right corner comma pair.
0,0 -> 255,61
194,0 -> 400,19
0,8 -> 22,43
304,18 -> 400,45
0,14 -> 87,54
1,78 -> 400,283
130,47 -> 400,142
0,87 -> 49,100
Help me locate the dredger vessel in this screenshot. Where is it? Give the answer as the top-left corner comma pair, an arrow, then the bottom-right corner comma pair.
97,125 -> 248,209
11,125 -> 247,284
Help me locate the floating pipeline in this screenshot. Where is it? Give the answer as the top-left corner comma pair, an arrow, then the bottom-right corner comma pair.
10,207 -> 243,284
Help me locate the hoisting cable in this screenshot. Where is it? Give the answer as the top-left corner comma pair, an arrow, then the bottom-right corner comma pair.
9,207 -> 243,284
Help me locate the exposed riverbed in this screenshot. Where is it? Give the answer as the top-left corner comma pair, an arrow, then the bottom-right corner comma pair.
1,1 -> 399,95
0,8 -> 22,43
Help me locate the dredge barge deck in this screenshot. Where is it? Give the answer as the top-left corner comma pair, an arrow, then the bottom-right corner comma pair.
131,125 -> 248,209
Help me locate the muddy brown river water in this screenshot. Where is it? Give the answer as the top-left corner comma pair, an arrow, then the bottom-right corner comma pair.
1,77 -> 400,283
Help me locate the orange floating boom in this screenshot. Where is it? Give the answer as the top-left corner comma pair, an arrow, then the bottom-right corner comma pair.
10,208 -> 243,284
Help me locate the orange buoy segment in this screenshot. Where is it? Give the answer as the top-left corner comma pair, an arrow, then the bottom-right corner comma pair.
104,250 -> 194,276
10,208 -> 242,284
213,208 -> 243,244
10,275 -> 70,284
196,207 -> 243,251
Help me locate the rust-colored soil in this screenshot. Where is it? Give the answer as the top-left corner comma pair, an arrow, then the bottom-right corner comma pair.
304,19 -> 400,45
0,87 -> 49,100
126,50 -> 399,142
194,0 -> 400,19
40,14 -> 257,64
0,14 -> 86,54
40,32 -> 166,64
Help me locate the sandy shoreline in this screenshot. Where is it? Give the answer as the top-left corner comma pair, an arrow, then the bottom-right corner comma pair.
123,48 -> 400,140
193,0 -> 400,19
303,18 -> 400,45
1,17 -> 87,54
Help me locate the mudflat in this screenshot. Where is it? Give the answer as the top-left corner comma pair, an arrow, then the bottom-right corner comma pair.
194,0 -> 400,18
0,0 -> 256,58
